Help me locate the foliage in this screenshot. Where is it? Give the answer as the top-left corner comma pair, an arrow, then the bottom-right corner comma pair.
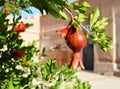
73,77 -> 91,89
88,8 -> 112,51
30,0 -> 68,20
0,56 -> 91,89
0,1 -> 39,88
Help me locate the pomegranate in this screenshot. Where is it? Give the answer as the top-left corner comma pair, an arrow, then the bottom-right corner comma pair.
56,25 -> 87,69
14,22 -> 26,32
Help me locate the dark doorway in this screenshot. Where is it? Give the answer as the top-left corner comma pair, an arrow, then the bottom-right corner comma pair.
83,39 -> 94,70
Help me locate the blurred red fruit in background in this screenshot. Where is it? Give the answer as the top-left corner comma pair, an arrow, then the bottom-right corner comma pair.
13,50 -> 24,58
25,61 -> 30,65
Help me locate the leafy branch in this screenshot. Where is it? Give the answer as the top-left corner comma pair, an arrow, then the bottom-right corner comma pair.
30,0 -> 112,52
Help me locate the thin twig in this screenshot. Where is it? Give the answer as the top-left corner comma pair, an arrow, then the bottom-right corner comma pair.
64,7 -> 74,22
64,6 -> 90,34
80,23 -> 90,33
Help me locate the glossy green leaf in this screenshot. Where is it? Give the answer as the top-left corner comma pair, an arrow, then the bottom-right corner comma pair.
52,82 -> 65,89
72,2 -> 91,9
41,47 -> 47,57
49,0 -> 68,6
71,2 -> 90,13
83,1 -> 91,7
75,13 -> 87,22
93,17 -> 109,29
30,0 -> 68,20
96,28 -> 106,33
8,79 -> 14,89
30,0 -> 47,14
90,8 -> 100,29
48,2 -> 68,20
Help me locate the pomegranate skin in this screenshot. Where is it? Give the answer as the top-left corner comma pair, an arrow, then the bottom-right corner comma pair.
65,26 -> 87,52
14,22 -> 26,32
71,52 -> 85,69
56,25 -> 71,37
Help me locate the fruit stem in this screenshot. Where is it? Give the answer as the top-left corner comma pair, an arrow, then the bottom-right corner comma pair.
64,7 -> 90,33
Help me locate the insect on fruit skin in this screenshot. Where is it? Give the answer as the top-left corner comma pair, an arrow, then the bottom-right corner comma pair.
56,25 -> 87,69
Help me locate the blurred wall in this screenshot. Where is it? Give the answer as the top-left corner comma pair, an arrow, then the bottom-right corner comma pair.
84,0 -> 120,75
40,14 -> 72,66
21,14 -> 41,49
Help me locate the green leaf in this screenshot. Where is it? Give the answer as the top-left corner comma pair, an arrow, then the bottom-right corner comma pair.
49,0 -> 68,6
25,23 -> 33,28
30,0 -> 45,14
22,9 -> 33,14
89,34 -> 98,44
8,79 -> 14,89
41,47 -> 47,57
90,8 -> 100,29
49,82 -> 65,89
100,45 -> 107,52
83,82 -> 91,89
33,0 -> 68,20
82,1 -> 91,7
29,83 -> 36,88
31,0 -> 68,15
73,77 -> 91,89
72,2 -> 91,9
107,44 -> 113,49
93,17 -> 109,29
75,13 -> 87,22
71,2 -> 90,13
47,2 -> 68,20
96,28 -> 106,33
